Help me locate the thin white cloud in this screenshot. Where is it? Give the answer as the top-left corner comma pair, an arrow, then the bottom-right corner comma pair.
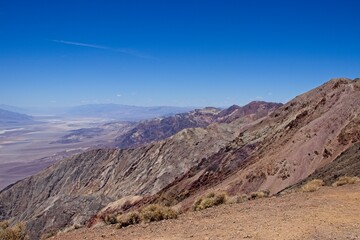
116,94 -> 122,97
52,40 -> 109,50
52,39 -> 154,59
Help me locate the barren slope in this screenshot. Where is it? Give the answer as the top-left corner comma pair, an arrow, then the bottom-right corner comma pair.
151,78 -> 360,209
0,103 -> 279,239
53,183 -> 360,240
115,102 -> 281,148
282,142 -> 360,191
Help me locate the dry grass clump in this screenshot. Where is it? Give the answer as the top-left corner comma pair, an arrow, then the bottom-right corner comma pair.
227,194 -> 249,204
0,221 -> 9,230
301,179 -> 324,192
227,190 -> 270,204
332,176 -> 360,187
105,204 -> 178,229
103,214 -> 118,225
0,222 -> 27,240
116,212 -> 141,228
193,192 -> 227,211
140,204 -> 178,223
249,190 -> 270,200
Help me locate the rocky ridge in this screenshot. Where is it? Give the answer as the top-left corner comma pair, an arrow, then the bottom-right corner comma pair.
1,78 -> 359,239
145,78 -> 360,210
0,101 -> 280,239
115,102 -> 281,148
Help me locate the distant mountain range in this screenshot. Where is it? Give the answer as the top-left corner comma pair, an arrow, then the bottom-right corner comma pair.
0,104 -> 195,121
63,104 -> 194,121
0,108 -> 34,125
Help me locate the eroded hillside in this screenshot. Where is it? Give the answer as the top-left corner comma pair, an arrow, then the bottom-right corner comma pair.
0,102 -> 279,239
1,78 -> 359,239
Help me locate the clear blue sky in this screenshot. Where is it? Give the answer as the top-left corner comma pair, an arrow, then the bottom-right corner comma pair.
1,0 -> 360,107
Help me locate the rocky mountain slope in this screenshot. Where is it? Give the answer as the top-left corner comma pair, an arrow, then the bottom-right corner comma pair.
1,78 -> 359,239
115,102 -> 281,148
281,141 -> 360,191
0,102 -> 279,239
145,78 -> 360,209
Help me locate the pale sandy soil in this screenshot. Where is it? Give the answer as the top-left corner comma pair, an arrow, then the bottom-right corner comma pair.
53,183 -> 360,240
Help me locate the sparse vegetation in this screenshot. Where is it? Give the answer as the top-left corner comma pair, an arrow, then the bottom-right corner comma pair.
103,214 -> 118,225
0,221 -> 27,240
227,190 -> 270,204
227,194 -> 248,204
116,212 -> 141,228
193,192 -> 227,211
301,179 -> 324,192
332,176 -> 360,187
249,190 -> 270,200
0,221 -> 9,230
105,204 -> 178,229
140,204 -> 178,223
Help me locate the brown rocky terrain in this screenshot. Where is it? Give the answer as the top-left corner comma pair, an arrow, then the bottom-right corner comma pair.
114,102 -> 281,148
0,102 -> 280,239
281,141 -> 360,192
53,183 -> 360,240
146,78 -> 360,210
1,78 -> 359,239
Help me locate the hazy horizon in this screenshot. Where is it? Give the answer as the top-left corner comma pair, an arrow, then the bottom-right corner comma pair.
1,1 -> 360,108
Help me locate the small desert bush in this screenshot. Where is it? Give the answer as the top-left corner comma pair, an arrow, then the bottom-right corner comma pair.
0,221 -> 9,230
140,204 -> 178,223
193,192 -> 227,211
103,214 -> 118,225
332,176 -> 360,187
0,222 -> 27,240
249,190 -> 270,200
109,204 -> 177,228
116,212 -> 141,228
227,194 -> 248,204
301,179 -> 324,192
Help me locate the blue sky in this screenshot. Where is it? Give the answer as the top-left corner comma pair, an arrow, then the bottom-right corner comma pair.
1,0 -> 360,108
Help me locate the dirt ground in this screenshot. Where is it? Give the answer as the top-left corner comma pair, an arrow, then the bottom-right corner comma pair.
53,183 -> 360,240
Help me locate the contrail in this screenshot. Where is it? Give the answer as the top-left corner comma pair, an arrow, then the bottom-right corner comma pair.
52,39 -> 155,59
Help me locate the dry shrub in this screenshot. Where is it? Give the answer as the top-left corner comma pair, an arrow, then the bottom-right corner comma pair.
301,179 -> 324,192
140,204 -> 178,223
249,190 -> 270,200
111,204 -> 177,228
103,214 -> 118,225
193,192 -> 227,211
0,221 -> 9,230
0,222 -> 27,240
116,212 -> 141,229
332,176 -> 360,187
227,194 -> 248,204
